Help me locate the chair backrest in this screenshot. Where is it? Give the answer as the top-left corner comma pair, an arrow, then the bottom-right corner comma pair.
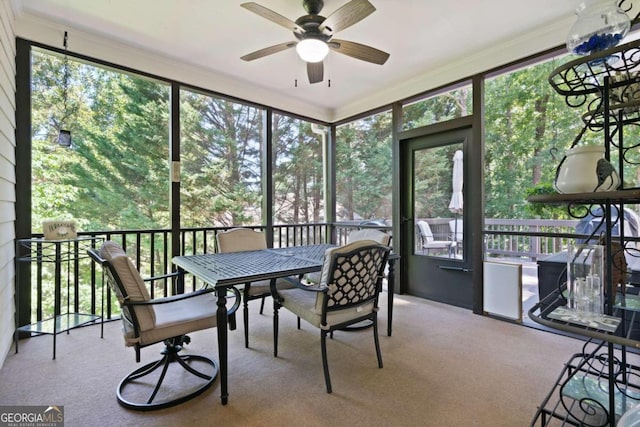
417,221 -> 434,243
88,241 -> 156,344
449,219 -> 463,243
217,228 -> 267,253
347,229 -> 391,246
317,240 -> 390,314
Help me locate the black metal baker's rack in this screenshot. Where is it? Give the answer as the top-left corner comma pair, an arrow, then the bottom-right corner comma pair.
529,37 -> 640,426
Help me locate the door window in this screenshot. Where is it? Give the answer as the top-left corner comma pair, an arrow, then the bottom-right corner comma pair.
413,143 -> 464,260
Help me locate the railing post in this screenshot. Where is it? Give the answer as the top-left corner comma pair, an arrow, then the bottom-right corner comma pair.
530,221 -> 540,261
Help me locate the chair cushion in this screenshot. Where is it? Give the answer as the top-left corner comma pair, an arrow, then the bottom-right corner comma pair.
423,241 -> 456,249
303,271 -> 322,285
279,287 -> 374,329
100,241 -> 156,333
245,277 -> 295,297
217,229 -> 296,296
134,292 -> 217,347
347,229 -> 391,246
216,228 -> 267,253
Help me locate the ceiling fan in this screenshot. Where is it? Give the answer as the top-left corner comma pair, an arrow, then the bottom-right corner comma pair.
240,0 -> 390,84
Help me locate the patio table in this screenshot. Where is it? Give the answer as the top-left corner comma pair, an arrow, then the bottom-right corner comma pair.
172,243 -> 396,405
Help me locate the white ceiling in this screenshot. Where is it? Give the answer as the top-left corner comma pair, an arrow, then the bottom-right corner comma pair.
13,0 -> 588,122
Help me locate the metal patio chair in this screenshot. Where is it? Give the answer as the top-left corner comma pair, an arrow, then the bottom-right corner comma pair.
88,240 -> 240,410
272,240 -> 390,393
216,228 -> 296,348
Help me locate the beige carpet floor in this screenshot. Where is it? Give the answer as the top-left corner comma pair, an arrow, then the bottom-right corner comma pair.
0,293 -> 586,427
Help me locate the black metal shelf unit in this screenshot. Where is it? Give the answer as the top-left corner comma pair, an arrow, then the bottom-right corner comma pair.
14,236 -> 104,359
529,38 -> 640,426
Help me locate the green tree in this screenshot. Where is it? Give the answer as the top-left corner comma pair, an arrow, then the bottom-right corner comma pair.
69,75 -> 170,230
180,92 -> 263,227
402,86 -> 472,129
336,111 -> 392,221
484,58 -> 585,219
32,51 -> 171,232
272,114 -> 324,224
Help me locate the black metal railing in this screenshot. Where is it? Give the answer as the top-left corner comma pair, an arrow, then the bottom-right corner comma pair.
19,218 -> 592,328
20,223 -> 352,326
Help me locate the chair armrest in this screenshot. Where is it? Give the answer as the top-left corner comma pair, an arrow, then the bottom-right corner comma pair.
270,275 -> 326,304
226,286 -> 242,316
272,275 -> 326,292
125,286 -> 242,316
125,287 -> 215,305
143,271 -> 181,282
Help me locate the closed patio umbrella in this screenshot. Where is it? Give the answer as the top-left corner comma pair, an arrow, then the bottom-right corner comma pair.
448,150 -> 463,244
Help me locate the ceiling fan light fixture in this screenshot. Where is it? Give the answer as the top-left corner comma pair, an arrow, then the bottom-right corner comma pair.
296,39 -> 329,63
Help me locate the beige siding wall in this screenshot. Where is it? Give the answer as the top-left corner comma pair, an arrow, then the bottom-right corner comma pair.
0,0 -> 16,368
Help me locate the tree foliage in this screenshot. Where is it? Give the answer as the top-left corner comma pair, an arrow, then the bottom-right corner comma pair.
32,51 -> 170,231
32,46 -> 640,235
336,111 -> 392,221
180,91 -> 263,227
273,114 -> 324,224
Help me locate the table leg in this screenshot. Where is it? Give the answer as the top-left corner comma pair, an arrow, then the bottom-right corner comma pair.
387,259 -> 395,337
216,287 -> 229,405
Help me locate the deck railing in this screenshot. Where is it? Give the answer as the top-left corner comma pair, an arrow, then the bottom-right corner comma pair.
17,218 -> 583,327
483,218 -> 580,261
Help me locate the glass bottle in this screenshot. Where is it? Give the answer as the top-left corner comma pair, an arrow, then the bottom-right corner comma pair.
567,243 -> 604,318
566,0 -> 631,56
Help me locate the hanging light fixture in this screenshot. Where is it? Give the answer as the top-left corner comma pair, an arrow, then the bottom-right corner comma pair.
295,38 -> 329,63
57,31 -> 71,148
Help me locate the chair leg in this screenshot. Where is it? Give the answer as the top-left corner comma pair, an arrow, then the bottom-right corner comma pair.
117,336 -> 218,411
228,312 -> 237,331
373,316 -> 383,369
321,330 -> 332,393
273,302 -> 280,358
260,296 -> 265,314
243,290 -> 250,348
297,316 -> 301,330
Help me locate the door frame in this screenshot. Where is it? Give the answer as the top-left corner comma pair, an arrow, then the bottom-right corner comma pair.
394,113 -> 484,314
401,126 -> 472,306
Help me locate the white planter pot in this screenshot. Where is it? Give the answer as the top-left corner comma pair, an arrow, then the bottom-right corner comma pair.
554,145 -> 620,193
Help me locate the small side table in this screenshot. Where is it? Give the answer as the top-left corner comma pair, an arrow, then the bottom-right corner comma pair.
14,236 -> 104,359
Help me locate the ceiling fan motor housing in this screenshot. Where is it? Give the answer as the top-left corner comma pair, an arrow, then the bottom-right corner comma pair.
303,0 -> 324,15
294,14 -> 331,42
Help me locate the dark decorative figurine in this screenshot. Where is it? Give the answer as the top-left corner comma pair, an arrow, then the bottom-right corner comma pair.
594,158 -> 619,192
